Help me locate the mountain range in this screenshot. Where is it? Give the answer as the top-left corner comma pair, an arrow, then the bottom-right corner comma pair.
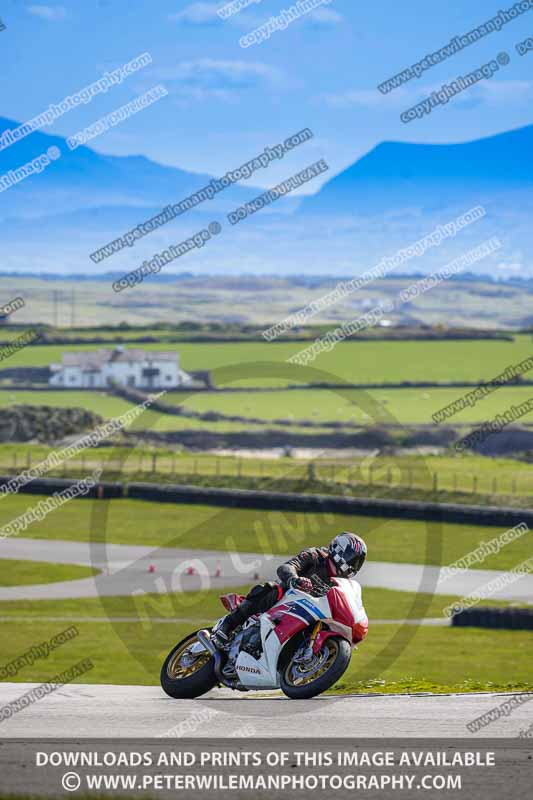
0,117 -> 531,276
301,125 -> 533,215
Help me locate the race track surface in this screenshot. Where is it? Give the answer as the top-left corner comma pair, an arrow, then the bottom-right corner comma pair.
1,537 -> 532,602
0,683 -> 530,738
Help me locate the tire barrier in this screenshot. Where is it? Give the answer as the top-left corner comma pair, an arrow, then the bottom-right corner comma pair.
452,606 -> 533,630
125,482 -> 533,527
0,476 -> 122,499
1,474 -> 531,527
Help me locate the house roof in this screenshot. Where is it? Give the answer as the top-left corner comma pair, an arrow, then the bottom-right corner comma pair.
60,348 -> 178,369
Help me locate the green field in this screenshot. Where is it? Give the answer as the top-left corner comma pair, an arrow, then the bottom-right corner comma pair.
0,559 -> 97,587
1,494 -> 530,572
0,589 -> 529,693
2,334 -> 532,385
0,391 -> 130,417
0,586 -> 515,626
0,392 -> 339,435
1,385 -> 532,436
176,386 -> 533,425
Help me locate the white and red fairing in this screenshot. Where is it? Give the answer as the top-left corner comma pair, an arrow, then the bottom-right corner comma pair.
221,578 -> 368,690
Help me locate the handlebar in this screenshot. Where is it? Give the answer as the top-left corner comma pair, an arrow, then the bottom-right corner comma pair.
308,575 -> 334,597
286,575 -> 334,598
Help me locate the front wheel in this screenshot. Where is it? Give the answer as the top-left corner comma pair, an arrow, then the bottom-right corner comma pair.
160,631 -> 217,699
280,636 -> 351,700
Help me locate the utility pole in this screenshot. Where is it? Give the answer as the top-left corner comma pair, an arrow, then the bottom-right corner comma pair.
53,290 -> 59,328
70,289 -> 75,328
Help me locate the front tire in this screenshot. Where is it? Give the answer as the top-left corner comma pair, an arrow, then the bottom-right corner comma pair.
160,631 -> 217,699
280,636 -> 351,700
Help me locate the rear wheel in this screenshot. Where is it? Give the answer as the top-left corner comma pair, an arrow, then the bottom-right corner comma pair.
280,636 -> 351,700
160,631 -> 217,699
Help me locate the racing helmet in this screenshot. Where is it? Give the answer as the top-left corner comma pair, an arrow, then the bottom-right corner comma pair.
328,532 -> 367,577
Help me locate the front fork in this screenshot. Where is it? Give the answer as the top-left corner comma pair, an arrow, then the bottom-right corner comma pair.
312,628 -> 355,655
310,621 -> 322,649
294,621 -> 322,663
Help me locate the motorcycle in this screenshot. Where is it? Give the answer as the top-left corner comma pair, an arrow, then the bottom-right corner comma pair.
160,575 -> 368,700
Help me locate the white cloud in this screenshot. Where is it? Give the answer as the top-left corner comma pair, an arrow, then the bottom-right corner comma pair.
308,7 -> 343,25
173,87 -> 240,105
169,3 -> 221,25
323,78 -> 533,111
323,87 -> 410,108
497,261 -> 522,272
476,80 -> 533,106
151,58 -> 282,94
28,5 -> 66,20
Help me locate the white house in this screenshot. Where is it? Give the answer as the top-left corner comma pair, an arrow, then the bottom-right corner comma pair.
49,347 -> 192,390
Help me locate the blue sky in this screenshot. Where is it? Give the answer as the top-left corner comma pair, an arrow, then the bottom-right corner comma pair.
1,0 -> 532,189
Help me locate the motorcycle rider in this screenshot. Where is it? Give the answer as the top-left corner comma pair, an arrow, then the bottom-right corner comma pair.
211,531 -> 367,649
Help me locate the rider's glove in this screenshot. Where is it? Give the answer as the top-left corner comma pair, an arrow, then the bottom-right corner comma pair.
289,577 -> 313,593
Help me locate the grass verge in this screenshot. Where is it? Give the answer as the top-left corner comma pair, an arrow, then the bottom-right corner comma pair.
0,587 -> 529,694
0,494 -> 530,572
0,559 -> 98,587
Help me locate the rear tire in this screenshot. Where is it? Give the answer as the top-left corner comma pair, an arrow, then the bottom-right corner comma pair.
280,636 -> 351,700
160,631 -> 217,699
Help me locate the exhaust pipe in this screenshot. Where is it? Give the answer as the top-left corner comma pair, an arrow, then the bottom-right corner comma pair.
197,630 -> 228,687
197,629 -> 243,690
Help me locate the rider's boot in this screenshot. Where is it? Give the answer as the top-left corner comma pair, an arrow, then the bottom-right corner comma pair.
211,602 -> 251,649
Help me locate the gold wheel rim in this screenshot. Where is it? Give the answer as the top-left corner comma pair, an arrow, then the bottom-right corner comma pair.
167,636 -> 211,680
285,639 -> 338,687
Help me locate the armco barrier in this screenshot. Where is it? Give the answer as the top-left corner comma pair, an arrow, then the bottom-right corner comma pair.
1,475 -> 532,527
452,607 -> 533,631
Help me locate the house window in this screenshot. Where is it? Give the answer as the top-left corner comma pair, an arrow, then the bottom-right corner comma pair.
70,376 -> 76,383
127,376 -> 135,386
165,374 -> 173,381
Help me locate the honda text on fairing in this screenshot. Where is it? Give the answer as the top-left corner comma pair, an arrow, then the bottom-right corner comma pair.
160,574 -> 368,700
